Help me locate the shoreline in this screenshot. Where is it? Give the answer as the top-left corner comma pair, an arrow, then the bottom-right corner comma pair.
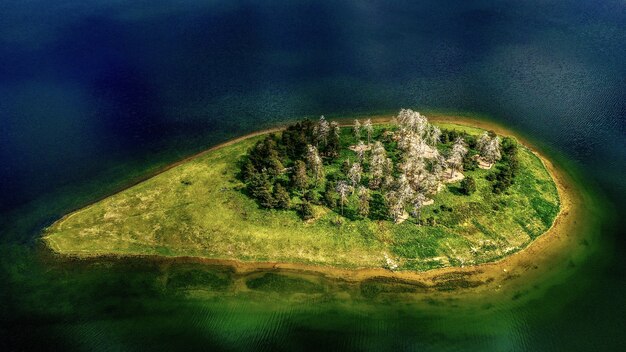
43,114 -> 576,289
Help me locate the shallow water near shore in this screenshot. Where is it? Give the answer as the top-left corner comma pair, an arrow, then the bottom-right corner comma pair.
1,0 -> 625,350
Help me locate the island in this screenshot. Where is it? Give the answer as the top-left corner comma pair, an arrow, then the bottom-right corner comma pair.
43,110 -> 560,274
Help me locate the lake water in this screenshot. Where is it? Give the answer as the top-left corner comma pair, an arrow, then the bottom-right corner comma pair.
1,0 -> 625,350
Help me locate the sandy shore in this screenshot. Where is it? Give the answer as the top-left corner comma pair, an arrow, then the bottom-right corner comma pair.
44,114 -> 579,290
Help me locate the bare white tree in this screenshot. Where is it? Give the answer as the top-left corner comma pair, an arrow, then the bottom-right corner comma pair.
369,142 -> 387,189
447,137 -> 468,177
397,109 -> 428,136
426,125 -> 441,146
385,190 -> 405,223
395,174 -> 414,203
424,173 -> 440,195
483,136 -> 502,164
348,162 -> 363,190
400,155 -> 427,193
363,118 -> 373,145
353,119 -> 361,139
356,140 -> 366,162
330,121 -> 340,138
317,115 -> 330,146
431,150 -> 448,179
336,181 -> 352,215
410,192 -> 426,223
306,144 -> 324,183
382,174 -> 395,191
383,157 -> 394,178
477,131 -> 491,153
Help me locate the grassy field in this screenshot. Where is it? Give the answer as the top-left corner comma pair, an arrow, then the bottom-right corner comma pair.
43,122 -> 560,271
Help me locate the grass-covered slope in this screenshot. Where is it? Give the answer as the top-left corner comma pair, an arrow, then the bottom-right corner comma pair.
44,122 -> 559,271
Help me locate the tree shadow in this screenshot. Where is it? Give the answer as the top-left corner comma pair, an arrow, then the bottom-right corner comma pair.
448,185 -> 464,196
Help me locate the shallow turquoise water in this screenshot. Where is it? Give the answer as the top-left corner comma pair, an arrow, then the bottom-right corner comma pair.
1,0 -> 624,350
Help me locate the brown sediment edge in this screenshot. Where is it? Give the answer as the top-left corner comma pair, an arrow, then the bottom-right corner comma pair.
43,114 -> 578,289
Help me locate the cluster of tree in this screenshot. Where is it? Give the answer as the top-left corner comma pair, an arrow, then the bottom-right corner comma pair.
460,176 -> 476,195
486,137 -> 519,193
239,117 -> 333,213
239,109 -> 512,223
280,117 -> 340,160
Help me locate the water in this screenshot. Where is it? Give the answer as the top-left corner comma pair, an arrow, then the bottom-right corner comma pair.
1,0 -> 625,350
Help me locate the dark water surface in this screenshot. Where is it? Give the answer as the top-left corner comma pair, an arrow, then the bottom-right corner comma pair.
1,0 -> 625,350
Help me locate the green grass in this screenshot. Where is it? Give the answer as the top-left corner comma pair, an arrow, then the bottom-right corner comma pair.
43,123 -> 560,271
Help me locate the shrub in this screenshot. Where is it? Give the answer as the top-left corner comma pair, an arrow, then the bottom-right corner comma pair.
463,153 -> 478,171
299,201 -> 314,220
460,176 -> 476,195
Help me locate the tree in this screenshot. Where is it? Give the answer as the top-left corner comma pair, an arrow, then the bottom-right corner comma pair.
385,190 -> 405,223
484,137 -> 502,164
299,200 -> 314,220
291,160 -> 308,191
306,145 -> 324,184
431,152 -> 448,180
477,131 -> 490,153
267,156 -> 284,177
303,189 -> 321,204
281,119 -> 316,159
273,183 -> 291,209
326,121 -> 341,158
477,132 -> 502,164
248,172 -> 274,208
314,115 -> 330,146
395,174 -> 414,202
348,162 -> 363,189
489,138 -> 518,193
400,152 -> 426,192
240,158 -> 256,182
383,157 -> 394,177
382,174 -> 395,191
324,181 -> 338,208
447,137 -> 468,177
460,176 -> 476,195
356,140 -> 366,162
353,119 -> 361,139
336,181 -> 352,215
426,125 -> 441,146
369,142 -> 387,189
396,109 -> 428,136
357,186 -> 370,218
410,193 -> 426,223
335,161 -> 348,179
330,121 -> 340,138
363,118 -> 373,145
247,136 -> 283,174
463,152 -> 478,171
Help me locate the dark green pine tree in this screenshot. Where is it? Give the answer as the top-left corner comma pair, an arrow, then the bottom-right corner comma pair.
273,183 -> 291,209
291,160 -> 309,191
460,176 -> 476,195
249,172 -> 274,208
324,181 -> 338,208
299,200 -> 314,220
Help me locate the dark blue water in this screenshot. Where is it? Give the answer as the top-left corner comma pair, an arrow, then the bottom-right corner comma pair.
1,0 -> 625,350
